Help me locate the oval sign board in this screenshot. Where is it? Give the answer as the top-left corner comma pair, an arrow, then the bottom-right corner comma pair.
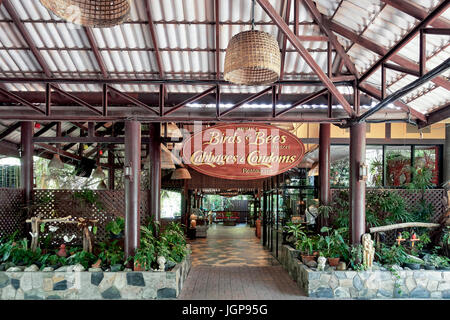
181,123 -> 305,180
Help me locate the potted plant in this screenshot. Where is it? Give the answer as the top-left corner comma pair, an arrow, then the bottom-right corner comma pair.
403,256 -> 424,270
296,234 -> 316,264
377,243 -> 408,268
223,212 -> 236,226
133,248 -> 153,271
106,217 -> 125,239
283,222 -> 306,246
319,227 -> 349,267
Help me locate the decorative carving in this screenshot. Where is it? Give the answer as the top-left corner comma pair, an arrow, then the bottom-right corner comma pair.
362,233 -> 375,270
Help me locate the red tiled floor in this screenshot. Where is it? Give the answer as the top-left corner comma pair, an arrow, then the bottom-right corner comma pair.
178,224 -> 307,300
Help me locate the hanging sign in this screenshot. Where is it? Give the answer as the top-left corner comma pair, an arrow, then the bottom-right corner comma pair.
181,123 -> 305,180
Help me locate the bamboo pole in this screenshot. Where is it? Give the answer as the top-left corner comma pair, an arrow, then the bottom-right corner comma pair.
369,222 -> 440,233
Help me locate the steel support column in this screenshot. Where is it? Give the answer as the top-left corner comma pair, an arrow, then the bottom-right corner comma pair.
349,122 -> 366,244
124,121 -> 141,259
20,122 -> 33,205
319,123 -> 331,226
262,181 -> 267,246
148,123 -> 161,225
445,124 -> 450,186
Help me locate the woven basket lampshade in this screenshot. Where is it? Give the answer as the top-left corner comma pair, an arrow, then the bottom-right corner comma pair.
224,30 -> 281,85
161,144 -> 176,170
171,167 -> 191,180
48,154 -> 64,169
40,0 -> 131,28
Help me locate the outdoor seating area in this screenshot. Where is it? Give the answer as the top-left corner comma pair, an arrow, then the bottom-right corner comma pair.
0,0 -> 449,307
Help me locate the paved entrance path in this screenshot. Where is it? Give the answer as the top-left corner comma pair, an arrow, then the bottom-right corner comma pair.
178,224 -> 307,300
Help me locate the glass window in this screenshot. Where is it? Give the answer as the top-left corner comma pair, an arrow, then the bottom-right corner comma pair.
386,146 -> 411,187
161,190 -> 181,218
414,146 -> 439,186
367,145 -> 383,187
330,145 -> 350,187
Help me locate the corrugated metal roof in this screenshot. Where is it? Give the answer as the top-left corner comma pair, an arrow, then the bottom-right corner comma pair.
0,0 -> 447,115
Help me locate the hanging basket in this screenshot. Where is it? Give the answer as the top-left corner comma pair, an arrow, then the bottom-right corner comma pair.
224,30 -> 281,85
40,0 -> 131,28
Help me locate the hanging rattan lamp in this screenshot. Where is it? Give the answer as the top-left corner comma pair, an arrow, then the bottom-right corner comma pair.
39,0 -> 131,28
224,30 -> 281,85
48,154 -> 64,169
171,167 -> 191,180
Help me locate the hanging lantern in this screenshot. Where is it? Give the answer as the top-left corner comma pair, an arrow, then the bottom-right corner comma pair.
161,144 -> 176,170
171,167 -> 191,180
48,154 -> 64,169
91,166 -> 106,179
224,30 -> 281,85
162,123 -> 183,139
39,0 -> 131,28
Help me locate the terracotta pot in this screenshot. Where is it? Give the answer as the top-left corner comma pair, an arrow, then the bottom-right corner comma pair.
134,262 -> 146,271
255,219 -> 261,239
328,257 -> 340,267
301,255 -> 316,264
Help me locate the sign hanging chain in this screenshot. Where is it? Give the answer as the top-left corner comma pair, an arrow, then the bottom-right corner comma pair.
251,0 -> 255,30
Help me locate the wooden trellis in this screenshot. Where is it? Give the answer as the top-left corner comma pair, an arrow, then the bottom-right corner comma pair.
0,188 -> 25,238
30,189 -> 150,246
331,188 -> 448,244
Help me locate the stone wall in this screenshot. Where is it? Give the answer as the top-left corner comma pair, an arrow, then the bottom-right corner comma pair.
0,251 -> 191,300
279,245 -> 450,299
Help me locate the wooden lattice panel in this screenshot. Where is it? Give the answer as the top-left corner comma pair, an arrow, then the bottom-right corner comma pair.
331,189 -> 446,223
0,188 -> 25,238
330,188 -> 447,244
31,190 -> 151,246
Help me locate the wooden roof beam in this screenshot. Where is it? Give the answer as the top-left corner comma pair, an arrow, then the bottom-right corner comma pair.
380,0 -> 450,29
277,0 -> 292,99
302,0 -> 359,77
3,0 -> 52,78
215,0 -> 220,80
358,57 -> 450,121
0,122 -> 20,141
145,0 -> 164,78
275,88 -> 328,117
220,87 -> 272,117
358,0 -> 450,83
107,85 -> 159,115
0,87 -> 45,114
358,83 -> 426,122
165,86 -> 216,116
419,103 -> 450,128
256,0 -> 355,118
326,19 -> 450,91
34,122 -> 57,137
84,27 -> 108,78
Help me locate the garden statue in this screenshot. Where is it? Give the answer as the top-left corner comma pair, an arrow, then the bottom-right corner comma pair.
317,256 -> 326,271
157,256 -> 166,272
362,233 -> 375,270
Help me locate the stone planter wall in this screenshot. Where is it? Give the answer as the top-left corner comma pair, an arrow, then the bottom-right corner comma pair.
0,251 -> 191,300
279,245 -> 450,299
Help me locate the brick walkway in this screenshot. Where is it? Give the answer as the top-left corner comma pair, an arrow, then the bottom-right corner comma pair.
178,224 -> 307,300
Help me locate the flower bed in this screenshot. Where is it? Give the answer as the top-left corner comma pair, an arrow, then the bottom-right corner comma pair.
0,246 -> 191,300
280,245 -> 450,299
